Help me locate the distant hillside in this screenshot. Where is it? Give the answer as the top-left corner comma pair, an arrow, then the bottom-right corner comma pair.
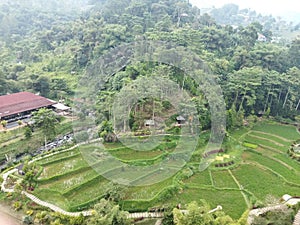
200,3 -> 300,41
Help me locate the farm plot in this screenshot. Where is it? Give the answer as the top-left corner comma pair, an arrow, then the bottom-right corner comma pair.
252,122 -> 300,141
183,169 -> 212,186
164,188 -> 247,220
39,155 -> 88,178
250,131 -> 293,146
244,135 -> 288,152
64,175 -> 110,209
37,149 -> 80,165
274,154 -> 300,171
232,164 -> 300,200
211,170 -> 238,189
108,147 -> 167,161
124,177 -> 174,200
38,168 -> 98,192
242,151 -> 300,184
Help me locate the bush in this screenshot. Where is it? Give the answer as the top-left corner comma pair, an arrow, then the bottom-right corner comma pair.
74,131 -> 89,143
243,142 -> 258,149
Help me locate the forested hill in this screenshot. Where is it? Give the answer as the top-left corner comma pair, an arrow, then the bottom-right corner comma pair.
207,3 -> 300,38
0,0 -> 299,125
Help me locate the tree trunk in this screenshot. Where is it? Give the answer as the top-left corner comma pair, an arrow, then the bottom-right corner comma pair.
278,89 -> 282,102
282,87 -> 290,109
296,98 -> 300,111
264,88 -> 272,112
238,89 -> 247,112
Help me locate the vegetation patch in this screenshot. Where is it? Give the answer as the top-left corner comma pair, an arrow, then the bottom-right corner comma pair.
232,164 -> 300,200
211,170 -> 239,189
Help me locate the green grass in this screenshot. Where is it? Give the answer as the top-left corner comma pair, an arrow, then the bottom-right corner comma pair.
124,177 -> 174,200
183,169 -> 211,186
165,188 -> 247,219
37,149 -> 80,165
250,131 -> 292,146
230,127 -> 250,140
244,135 -> 288,152
33,189 -> 70,210
103,142 -> 128,149
232,164 -> 300,200
252,122 -> 300,140
108,147 -> 166,161
39,155 -> 88,178
65,176 -> 110,208
274,154 -> 300,171
38,168 -> 98,192
211,170 -> 238,189
27,121 -> 300,219
0,127 -> 24,144
243,142 -> 258,149
243,151 -> 300,184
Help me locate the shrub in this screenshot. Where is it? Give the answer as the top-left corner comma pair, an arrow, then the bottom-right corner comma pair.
243,142 -> 258,149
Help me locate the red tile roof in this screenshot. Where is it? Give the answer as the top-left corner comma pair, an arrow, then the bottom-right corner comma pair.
0,92 -> 55,118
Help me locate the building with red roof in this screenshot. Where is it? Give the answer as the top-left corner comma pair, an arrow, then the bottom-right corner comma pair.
0,92 -> 55,121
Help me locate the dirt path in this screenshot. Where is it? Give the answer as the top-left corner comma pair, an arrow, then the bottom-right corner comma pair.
293,210 -> 300,225
251,130 -> 294,142
0,203 -> 23,225
228,170 -> 251,208
247,133 -> 284,146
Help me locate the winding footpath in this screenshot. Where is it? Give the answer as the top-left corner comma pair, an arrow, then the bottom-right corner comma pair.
293,210 -> 300,225
0,141 -> 165,219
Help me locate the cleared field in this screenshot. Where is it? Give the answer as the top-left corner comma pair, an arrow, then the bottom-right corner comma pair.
124,177 -> 174,200
183,170 -> 211,186
243,151 -> 300,184
230,127 -> 250,140
38,168 -> 98,192
244,135 -> 288,152
39,155 -> 88,178
250,131 -> 292,145
211,170 -> 238,189
33,189 -> 70,210
65,176 -> 110,208
232,164 -> 300,200
274,154 -> 300,171
108,147 -> 167,161
37,149 -> 80,165
252,122 -> 300,140
165,188 -> 247,220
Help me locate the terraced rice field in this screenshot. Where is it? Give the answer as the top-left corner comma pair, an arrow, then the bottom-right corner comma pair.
32,121 -> 300,220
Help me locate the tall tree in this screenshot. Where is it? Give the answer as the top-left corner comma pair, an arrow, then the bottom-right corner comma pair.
87,199 -> 130,225
32,108 -> 59,144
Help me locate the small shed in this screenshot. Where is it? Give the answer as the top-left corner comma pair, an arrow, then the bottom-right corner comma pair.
257,110 -> 265,117
176,115 -> 186,125
52,103 -> 71,115
282,194 -> 292,202
144,119 -> 155,127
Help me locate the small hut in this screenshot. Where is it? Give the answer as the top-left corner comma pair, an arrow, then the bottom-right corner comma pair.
176,115 -> 186,125
144,119 -> 155,127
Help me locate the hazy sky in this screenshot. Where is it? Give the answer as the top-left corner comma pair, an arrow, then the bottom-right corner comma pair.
189,0 -> 300,21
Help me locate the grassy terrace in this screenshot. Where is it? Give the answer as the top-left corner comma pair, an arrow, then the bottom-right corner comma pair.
232,164 -> 300,199
20,120 -> 299,220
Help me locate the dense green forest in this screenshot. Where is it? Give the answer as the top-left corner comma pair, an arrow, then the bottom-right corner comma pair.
1,0 -> 299,129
